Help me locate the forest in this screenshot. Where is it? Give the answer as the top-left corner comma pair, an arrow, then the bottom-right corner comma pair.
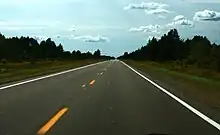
0,33 -> 113,63
119,29 -> 220,71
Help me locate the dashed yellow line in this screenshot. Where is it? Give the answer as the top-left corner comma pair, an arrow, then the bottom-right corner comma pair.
89,80 -> 96,85
37,108 -> 68,135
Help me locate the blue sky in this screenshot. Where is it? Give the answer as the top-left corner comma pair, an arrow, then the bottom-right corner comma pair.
0,0 -> 220,56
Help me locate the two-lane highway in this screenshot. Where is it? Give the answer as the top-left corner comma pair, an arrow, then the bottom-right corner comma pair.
0,60 -> 220,135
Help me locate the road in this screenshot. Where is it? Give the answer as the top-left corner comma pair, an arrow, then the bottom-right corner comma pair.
0,60 -> 220,135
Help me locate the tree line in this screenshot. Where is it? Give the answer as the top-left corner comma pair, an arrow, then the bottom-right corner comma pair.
119,29 -> 220,71
0,33 -> 114,62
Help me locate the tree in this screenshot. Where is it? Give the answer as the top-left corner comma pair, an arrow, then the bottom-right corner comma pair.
119,29 -> 220,71
124,52 -> 128,56
93,49 -> 101,57
0,33 -> 113,62
188,36 -> 212,68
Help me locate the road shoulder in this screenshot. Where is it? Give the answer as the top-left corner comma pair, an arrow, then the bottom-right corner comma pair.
124,60 -> 220,125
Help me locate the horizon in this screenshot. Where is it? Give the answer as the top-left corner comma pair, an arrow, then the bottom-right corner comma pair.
0,0 -> 220,57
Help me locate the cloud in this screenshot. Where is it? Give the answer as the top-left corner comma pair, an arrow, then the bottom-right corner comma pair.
33,36 -> 49,42
173,15 -> 185,21
124,2 -> 168,10
173,19 -> 193,26
68,25 -> 76,31
194,10 -> 220,21
124,2 -> 171,16
145,9 -> 170,14
148,36 -> 161,40
129,25 -> 162,33
129,16 -> 194,35
71,35 -> 109,43
167,15 -> 194,27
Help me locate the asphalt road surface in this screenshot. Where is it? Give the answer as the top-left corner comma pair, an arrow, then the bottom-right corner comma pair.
0,60 -> 220,135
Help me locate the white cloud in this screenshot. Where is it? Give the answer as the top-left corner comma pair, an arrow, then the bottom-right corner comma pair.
129,16 -> 194,35
145,9 -> 170,14
176,19 -> 194,26
124,2 -> 171,16
71,35 -> 109,43
148,36 -> 160,40
167,15 -> 194,27
68,25 -> 76,31
124,2 -> 168,10
194,10 -> 220,21
33,36 -> 49,42
129,25 -> 161,33
173,15 -> 185,21
171,19 -> 193,26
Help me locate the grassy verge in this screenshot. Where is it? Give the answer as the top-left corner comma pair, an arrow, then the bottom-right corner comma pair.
0,60 -> 102,85
126,60 -> 220,111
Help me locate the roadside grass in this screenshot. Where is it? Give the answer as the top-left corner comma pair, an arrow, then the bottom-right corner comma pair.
126,60 -> 220,110
0,60 -> 102,84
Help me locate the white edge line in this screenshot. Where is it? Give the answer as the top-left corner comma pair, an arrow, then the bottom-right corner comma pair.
120,60 -> 220,131
0,61 -> 107,90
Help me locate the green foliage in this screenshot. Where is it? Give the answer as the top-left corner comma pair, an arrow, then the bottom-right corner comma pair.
119,29 -> 220,71
0,33 -> 114,62
93,49 -> 101,57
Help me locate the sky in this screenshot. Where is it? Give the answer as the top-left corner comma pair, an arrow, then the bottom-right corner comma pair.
0,0 -> 220,56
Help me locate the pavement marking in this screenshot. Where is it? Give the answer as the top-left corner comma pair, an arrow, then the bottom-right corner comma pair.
0,61 -> 107,90
97,72 -> 103,76
121,60 -> 220,131
82,84 -> 86,88
89,80 -> 96,85
37,108 -> 68,135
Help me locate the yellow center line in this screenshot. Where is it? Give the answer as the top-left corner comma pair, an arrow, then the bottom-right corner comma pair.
37,108 -> 68,135
89,80 -> 96,85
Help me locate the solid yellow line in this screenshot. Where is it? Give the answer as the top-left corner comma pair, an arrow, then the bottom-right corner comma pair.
37,108 -> 68,135
89,80 -> 96,85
